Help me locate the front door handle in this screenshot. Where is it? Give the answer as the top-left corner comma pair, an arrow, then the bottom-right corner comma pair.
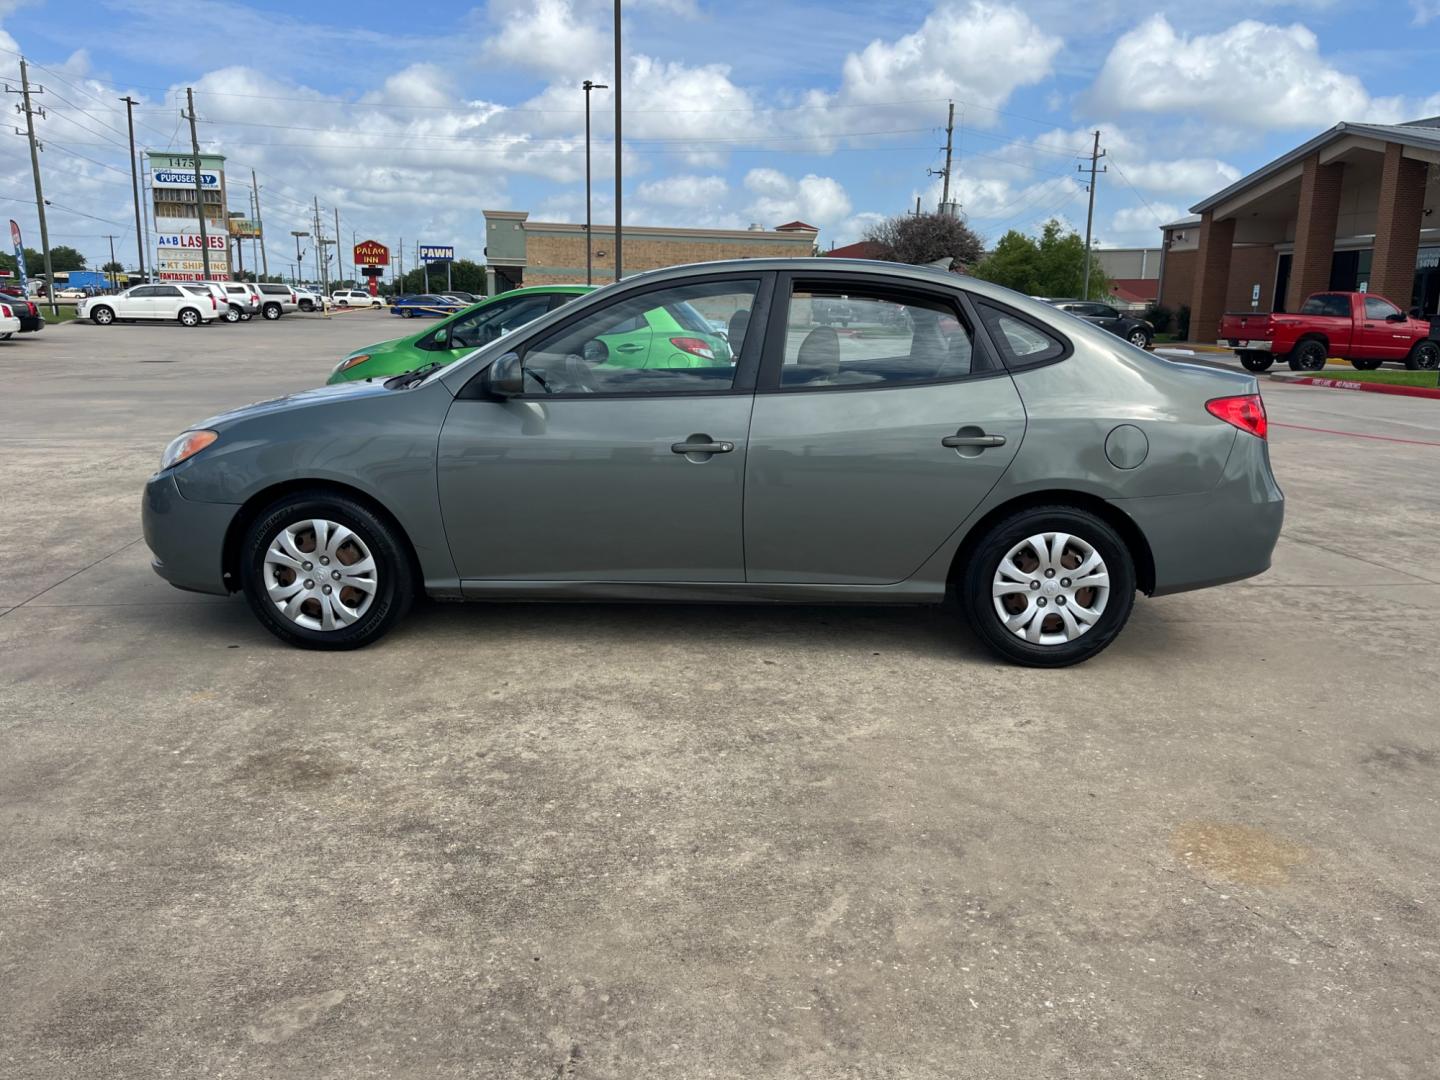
942,433 -> 1006,448
672,439 -> 735,454
616,342 -> 645,353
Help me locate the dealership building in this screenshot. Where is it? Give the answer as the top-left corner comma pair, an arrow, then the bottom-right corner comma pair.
1157,117 -> 1440,340
482,211 -> 819,291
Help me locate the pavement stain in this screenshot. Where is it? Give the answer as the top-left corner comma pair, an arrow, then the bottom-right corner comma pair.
228,746 -> 357,792
1360,743 -> 1439,771
245,988 -> 348,1044
1170,821 -> 1310,886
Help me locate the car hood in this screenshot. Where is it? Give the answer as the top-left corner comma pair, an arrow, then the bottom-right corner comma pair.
197,377 -> 405,430
345,336 -> 413,360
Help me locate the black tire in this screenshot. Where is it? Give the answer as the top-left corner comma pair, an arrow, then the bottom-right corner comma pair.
239,311 -> 252,321
0,332 -> 11,340
240,491 -> 414,650
401,308 -> 414,318
1239,351 -> 1273,372
262,303 -> 282,320
337,300 -> 349,308
1351,358 -> 1383,371
1404,341 -> 1440,371
178,307 -> 201,327
299,299 -> 314,312
959,505 -> 1137,668
1287,338 -> 1328,372
1126,327 -> 1153,349
91,305 -> 114,325
223,305 -> 241,323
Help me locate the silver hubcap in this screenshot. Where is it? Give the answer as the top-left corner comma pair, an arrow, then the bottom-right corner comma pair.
1129,331 -> 1146,345
263,518 -> 378,631
992,532 -> 1110,645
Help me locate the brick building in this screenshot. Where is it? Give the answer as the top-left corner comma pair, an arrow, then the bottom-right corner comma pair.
482,211 -> 819,291
1156,118 -> 1440,341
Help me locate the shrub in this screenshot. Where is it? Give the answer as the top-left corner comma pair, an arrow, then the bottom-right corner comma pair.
1175,304 -> 1191,340
1145,304 -> 1174,335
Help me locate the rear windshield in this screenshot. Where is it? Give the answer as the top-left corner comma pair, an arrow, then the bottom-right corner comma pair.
1299,294 -> 1349,318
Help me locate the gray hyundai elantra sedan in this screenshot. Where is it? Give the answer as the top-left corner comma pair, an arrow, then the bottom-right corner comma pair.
141,258 -> 1283,666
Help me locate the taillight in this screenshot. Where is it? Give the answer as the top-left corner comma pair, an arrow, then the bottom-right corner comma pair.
1206,394 -> 1267,439
669,336 -> 714,360
0,304 -> 10,318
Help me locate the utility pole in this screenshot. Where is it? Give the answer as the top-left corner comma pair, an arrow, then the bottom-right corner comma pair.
184,88 -> 212,280
613,0 -> 623,280
140,156 -> 152,282
397,235 -> 403,293
290,230 -> 308,285
9,59 -> 58,316
103,234 -> 118,289
251,168 -> 268,278
119,96 -> 145,282
1079,129 -> 1107,300
333,205 -> 342,288
927,101 -> 955,215
583,79 -> 607,285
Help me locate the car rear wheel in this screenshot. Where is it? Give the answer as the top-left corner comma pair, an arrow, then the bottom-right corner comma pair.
1127,328 -> 1152,348
1239,351 -> 1273,372
1351,358 -> 1383,371
91,305 -> 114,325
1405,341 -> 1440,371
401,308 -> 414,318
178,308 -> 201,327
1287,339 -> 1328,372
262,303 -> 281,320
960,506 -> 1136,668
240,491 -> 414,650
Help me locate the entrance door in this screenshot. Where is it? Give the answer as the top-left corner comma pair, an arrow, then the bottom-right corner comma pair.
437,275 -> 770,582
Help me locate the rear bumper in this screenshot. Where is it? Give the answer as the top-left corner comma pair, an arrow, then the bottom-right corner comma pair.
1118,433 -> 1284,596
141,472 -> 240,596
18,315 -> 43,332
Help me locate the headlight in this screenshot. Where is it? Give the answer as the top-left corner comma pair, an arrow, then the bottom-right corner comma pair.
333,353 -> 371,374
160,429 -> 218,470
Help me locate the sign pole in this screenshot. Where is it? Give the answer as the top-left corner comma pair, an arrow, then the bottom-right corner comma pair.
185,88 -> 211,282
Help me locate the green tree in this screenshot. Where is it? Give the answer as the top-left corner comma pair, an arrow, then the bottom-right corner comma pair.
862,211 -> 984,268
0,245 -> 87,274
102,260 -> 124,273
972,219 -> 1109,299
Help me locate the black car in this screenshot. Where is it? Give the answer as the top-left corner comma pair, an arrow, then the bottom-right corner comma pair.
0,291 -> 45,334
1044,299 -> 1153,348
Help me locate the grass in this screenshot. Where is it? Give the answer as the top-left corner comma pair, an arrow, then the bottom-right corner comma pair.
41,305 -> 79,324
1305,368 -> 1440,388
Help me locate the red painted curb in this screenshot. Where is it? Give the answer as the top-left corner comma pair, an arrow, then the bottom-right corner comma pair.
1272,375 -> 1440,400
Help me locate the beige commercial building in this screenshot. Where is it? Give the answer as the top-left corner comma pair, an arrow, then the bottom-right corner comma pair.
482,211 -> 820,292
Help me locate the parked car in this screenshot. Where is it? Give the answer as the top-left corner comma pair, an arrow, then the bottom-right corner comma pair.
390,293 -> 465,318
293,287 -> 330,312
185,283 -> 242,323
0,294 -> 45,335
55,287 -> 87,300
332,288 -> 383,309
1043,299 -> 1154,349
330,285 -> 590,383
254,282 -> 300,320
142,258 -> 1283,666
0,301 -> 22,338
78,283 -> 215,326
1219,290 -> 1439,372
222,282 -> 262,320
444,291 -> 479,304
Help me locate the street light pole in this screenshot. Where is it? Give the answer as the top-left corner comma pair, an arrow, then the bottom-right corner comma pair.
291,230 -> 308,285
613,0 -> 623,281
582,79 -> 608,286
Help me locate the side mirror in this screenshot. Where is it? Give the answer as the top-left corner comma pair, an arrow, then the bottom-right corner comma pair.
1387,311 -> 1407,323
485,352 -> 524,397
433,326 -> 449,344
1410,306 -> 1423,319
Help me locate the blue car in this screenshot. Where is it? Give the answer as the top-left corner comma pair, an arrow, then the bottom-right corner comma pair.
390,294 -> 464,319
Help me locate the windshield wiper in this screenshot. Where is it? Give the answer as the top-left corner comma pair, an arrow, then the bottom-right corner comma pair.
384,362 -> 444,389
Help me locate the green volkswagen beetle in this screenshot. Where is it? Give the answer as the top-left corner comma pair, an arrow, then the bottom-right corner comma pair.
328,283 -> 732,383
329,285 -> 593,384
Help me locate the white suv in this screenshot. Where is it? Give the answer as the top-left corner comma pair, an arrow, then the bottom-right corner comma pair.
255,283 -> 300,320
332,288 -> 382,308
294,287 -> 328,313
222,282 -> 263,320
77,284 -> 215,326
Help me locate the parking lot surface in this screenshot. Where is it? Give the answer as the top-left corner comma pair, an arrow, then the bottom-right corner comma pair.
3,314 -> 1439,1078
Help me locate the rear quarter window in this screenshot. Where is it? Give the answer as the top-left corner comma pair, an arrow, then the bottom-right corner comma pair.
975,301 -> 1069,368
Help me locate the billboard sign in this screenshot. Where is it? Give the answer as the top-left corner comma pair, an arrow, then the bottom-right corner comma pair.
226,218 -> 262,239
158,232 -> 227,250
9,219 -> 27,292
157,270 -> 231,281
152,169 -> 221,190
419,244 -> 453,263
354,239 -> 390,266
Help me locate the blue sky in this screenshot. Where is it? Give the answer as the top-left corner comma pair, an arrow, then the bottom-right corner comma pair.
2,0 -> 1438,270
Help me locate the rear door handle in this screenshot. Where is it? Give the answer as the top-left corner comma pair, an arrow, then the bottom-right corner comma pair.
942,433 -> 1006,448
672,440 -> 735,454
616,343 -> 645,353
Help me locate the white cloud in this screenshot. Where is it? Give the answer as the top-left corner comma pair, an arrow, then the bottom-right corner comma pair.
1413,1 -> 1440,24
1090,16 -> 1389,130
839,1 -> 1062,121
1107,204 -> 1182,244
484,0 -> 609,79
636,174 -> 728,207
743,169 -> 852,228
1113,158 -> 1241,196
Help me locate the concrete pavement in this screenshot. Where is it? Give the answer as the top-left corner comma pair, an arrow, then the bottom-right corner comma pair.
2,315 -> 1439,1078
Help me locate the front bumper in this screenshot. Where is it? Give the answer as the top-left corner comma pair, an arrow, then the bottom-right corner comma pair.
1118,432 -> 1284,596
141,472 -> 241,596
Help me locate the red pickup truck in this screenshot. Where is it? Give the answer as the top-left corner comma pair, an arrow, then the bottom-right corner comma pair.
1220,291 -> 1439,373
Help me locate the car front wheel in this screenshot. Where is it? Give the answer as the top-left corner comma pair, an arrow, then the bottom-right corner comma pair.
240,491 -> 414,650
223,306 -> 240,323
262,303 -> 281,320
1405,341 -> 1440,371
960,505 -> 1136,667
91,306 -> 114,325
1127,328 -> 1152,348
